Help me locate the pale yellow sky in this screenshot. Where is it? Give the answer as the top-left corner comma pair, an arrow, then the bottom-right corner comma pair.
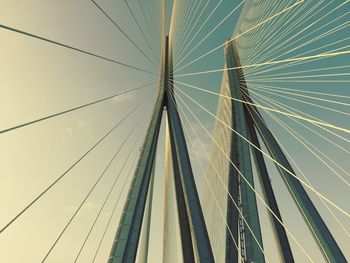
0,1 -> 159,262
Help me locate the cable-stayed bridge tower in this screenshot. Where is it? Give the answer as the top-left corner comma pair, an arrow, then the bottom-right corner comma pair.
202,41 -> 346,263
108,36 -> 214,262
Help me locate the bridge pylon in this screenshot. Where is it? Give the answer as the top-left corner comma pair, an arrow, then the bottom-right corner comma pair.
108,36 -> 214,263
218,40 -> 346,263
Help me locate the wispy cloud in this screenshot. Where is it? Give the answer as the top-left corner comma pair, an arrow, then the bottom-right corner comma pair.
186,121 -> 213,161
60,118 -> 94,142
112,91 -> 135,103
64,200 -> 97,217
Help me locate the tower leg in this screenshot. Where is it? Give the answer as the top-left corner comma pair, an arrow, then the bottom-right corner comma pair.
225,154 -> 240,263
167,116 -> 195,261
245,109 -> 294,263
166,35 -> 214,262
108,90 -> 165,263
225,42 -> 265,263
166,93 -> 214,262
136,159 -> 156,263
243,93 -> 346,262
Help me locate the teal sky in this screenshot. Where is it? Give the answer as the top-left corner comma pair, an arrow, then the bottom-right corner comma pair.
0,0 -> 349,262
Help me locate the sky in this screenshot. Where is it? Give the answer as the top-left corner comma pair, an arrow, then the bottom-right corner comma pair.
0,0 -> 349,262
